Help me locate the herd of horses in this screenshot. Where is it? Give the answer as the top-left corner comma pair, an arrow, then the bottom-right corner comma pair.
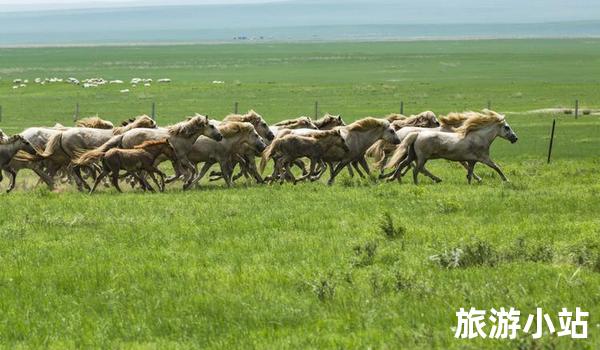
0,109 -> 518,193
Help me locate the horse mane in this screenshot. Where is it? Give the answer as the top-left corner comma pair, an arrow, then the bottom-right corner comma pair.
455,111 -> 505,136
218,121 -> 254,138
223,110 -> 263,124
133,139 -> 168,149
346,117 -> 389,131
274,116 -> 313,127
438,112 -> 474,127
385,113 -> 407,122
168,114 -> 207,137
114,115 -> 155,134
76,116 -> 114,129
391,112 -> 438,130
313,114 -> 340,128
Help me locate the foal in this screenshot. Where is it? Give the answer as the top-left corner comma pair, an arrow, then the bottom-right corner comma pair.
76,139 -> 176,193
259,130 -> 349,184
0,135 -> 38,193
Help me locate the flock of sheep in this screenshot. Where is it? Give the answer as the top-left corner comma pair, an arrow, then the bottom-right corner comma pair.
0,109 -> 517,193
10,77 -> 172,90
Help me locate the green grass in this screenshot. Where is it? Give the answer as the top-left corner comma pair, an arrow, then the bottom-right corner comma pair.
0,39 -> 600,349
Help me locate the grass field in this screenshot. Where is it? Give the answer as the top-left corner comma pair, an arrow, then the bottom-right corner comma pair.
0,39 -> 600,348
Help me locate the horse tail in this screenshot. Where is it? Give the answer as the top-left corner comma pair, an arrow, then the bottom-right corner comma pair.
259,139 -> 277,174
366,140 -> 389,169
12,150 -> 43,163
384,132 -> 419,169
40,132 -> 65,159
73,149 -> 108,166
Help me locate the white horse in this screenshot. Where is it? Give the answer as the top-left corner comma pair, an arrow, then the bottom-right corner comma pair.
385,111 -> 518,184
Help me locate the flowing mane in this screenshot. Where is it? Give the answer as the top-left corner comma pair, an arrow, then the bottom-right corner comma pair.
114,115 -> 156,134
455,111 -> 505,136
134,139 -> 169,149
76,116 -> 114,129
168,114 -> 207,137
385,113 -> 407,122
391,111 -> 438,130
438,112 -> 473,128
314,114 -> 343,128
346,117 -> 389,131
223,110 -> 264,124
218,121 -> 255,138
274,116 -> 313,127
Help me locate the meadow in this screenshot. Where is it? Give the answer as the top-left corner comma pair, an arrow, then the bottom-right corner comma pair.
0,39 -> 599,348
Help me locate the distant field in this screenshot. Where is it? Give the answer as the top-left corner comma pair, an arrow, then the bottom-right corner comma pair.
0,39 -> 599,349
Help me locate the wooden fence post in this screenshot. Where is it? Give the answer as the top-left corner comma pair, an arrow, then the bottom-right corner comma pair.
400,101 -> 404,115
575,100 -> 579,119
314,101 -> 319,119
234,101 -> 239,114
547,119 -> 556,164
151,102 -> 156,120
487,101 -> 491,110
73,102 -> 79,122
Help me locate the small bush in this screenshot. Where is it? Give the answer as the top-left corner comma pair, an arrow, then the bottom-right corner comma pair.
430,240 -> 498,269
379,212 -> 406,242
352,240 -> 378,268
310,277 -> 335,301
569,240 -> 600,273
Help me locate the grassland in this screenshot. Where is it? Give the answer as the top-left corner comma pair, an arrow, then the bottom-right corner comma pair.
0,39 -> 599,349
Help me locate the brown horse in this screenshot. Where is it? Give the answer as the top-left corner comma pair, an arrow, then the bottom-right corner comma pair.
259,129 -> 349,184
76,139 -> 176,193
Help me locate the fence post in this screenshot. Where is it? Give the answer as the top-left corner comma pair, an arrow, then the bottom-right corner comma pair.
487,101 -> 491,110
547,119 -> 556,164
0,105 -> 2,123
575,99 -> 579,119
151,102 -> 156,120
314,101 -> 319,119
400,101 -> 404,115
73,102 -> 79,122
234,101 -> 239,114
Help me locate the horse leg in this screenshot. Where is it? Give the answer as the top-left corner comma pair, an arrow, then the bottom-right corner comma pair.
165,160 -> 183,183
352,161 -> 365,178
246,158 -> 263,184
90,170 -> 109,194
358,156 -> 370,176
481,158 -> 509,182
71,165 -> 90,192
32,166 -> 54,189
460,161 -> 482,182
466,160 -> 477,184
135,172 -> 154,192
420,166 -> 442,183
296,158 -> 317,183
111,171 -> 123,193
148,171 -> 162,192
328,161 -> 349,185
413,159 -> 426,185
5,168 -> 17,193
346,163 -> 354,177
284,162 -> 296,183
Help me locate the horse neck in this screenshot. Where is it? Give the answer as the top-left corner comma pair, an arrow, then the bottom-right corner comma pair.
464,124 -> 500,146
346,127 -> 382,155
1,141 -> 23,156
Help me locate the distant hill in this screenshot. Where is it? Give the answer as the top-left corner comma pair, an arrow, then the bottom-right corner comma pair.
1,1 -> 600,46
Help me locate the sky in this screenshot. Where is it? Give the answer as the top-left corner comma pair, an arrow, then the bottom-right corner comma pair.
0,0 -> 287,11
